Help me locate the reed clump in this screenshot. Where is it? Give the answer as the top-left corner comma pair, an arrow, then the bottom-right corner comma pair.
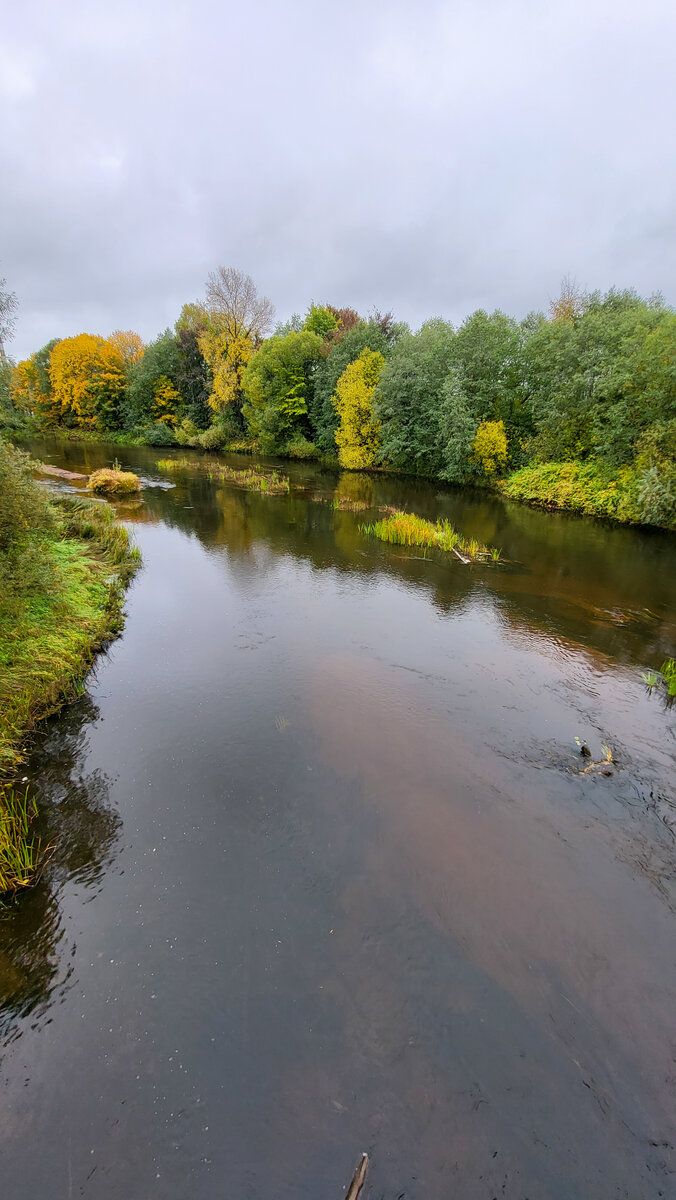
360,510 -> 498,562
0,785 -> 43,897
157,458 -> 290,495
88,468 -> 140,495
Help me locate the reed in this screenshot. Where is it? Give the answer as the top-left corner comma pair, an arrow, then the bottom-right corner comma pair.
88,468 -> 140,495
0,785 -> 43,897
157,458 -> 290,494
360,510 -> 497,562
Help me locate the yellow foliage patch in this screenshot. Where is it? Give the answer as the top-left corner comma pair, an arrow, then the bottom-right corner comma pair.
333,348 -> 385,470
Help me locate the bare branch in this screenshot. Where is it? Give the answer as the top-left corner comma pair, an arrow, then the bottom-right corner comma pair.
205,266 -> 275,340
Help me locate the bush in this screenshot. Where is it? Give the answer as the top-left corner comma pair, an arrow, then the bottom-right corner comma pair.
472,419 -> 508,475
174,417 -> 201,446
88,469 -> 140,495
138,421 -> 176,447
285,435 -> 318,460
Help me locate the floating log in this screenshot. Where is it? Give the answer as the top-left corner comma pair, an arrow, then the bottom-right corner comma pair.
345,1153 -> 369,1200
35,463 -> 89,483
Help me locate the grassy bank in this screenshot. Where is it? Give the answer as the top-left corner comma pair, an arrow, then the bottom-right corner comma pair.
499,459 -> 675,530
0,442 -> 141,894
0,499 -> 140,778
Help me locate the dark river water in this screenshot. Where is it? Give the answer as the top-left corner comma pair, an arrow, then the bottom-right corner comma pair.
1,439 -> 675,1199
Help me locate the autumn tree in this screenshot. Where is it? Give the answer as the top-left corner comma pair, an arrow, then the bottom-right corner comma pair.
333,348 -> 385,469
200,267 -> 275,428
108,329 -> 145,368
472,419 -> 508,474
49,334 -> 126,429
11,339 -> 61,423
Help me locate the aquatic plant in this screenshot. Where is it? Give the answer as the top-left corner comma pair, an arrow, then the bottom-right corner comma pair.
641,658 -> 676,699
331,497 -> 369,512
156,458 -> 290,495
359,510 -> 497,562
88,468 -> 140,495
0,785 -> 43,897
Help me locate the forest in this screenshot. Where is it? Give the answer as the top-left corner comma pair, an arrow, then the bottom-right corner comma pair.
2,268 -> 674,529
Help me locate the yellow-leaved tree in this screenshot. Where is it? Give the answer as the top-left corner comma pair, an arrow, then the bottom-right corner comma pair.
49,334 -> 127,429
332,348 -> 385,469
472,419 -> 508,474
108,329 -> 145,367
198,266 -> 275,429
152,375 -> 181,427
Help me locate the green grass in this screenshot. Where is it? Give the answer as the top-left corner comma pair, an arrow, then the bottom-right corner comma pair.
359,510 -> 497,562
0,784 -> 43,897
0,498 -> 141,780
157,458 -> 290,494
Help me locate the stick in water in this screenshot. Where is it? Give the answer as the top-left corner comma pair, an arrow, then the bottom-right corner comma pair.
345,1153 -> 369,1200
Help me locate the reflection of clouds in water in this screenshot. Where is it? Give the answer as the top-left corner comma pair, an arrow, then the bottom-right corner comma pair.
0,695 -> 121,1040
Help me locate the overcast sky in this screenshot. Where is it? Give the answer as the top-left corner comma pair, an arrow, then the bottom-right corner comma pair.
2,0 -> 674,358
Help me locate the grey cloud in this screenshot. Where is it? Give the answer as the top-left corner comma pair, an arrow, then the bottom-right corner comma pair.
2,0 -> 674,359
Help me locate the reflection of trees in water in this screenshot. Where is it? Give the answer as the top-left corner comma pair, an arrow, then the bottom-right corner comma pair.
0,696 -> 121,1040
140,464 -> 676,670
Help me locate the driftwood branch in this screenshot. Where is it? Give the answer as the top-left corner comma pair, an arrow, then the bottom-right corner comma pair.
345,1153 -> 369,1200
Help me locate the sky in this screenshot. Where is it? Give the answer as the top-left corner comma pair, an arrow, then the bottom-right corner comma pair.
2,0 -> 675,359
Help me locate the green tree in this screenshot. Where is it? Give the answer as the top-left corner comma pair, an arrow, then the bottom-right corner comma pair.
375,319 -> 454,474
123,331 -> 182,429
242,329 -> 323,452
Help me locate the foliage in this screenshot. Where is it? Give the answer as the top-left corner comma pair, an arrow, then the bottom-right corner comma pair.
0,275 -> 18,353
242,329 -> 322,452
152,375 -> 182,427
333,348 -> 385,469
138,420 -> 176,447
88,468 -> 140,495
108,329 -> 145,367
200,267 -> 275,427
285,435 -> 318,459
312,320 -> 390,453
375,319 -> 455,474
472,419 -> 508,475
437,370 -> 479,484
49,334 -> 126,430
360,510 -> 496,561
499,460 -> 648,523
124,330 -> 182,429
11,339 -> 61,423
303,304 -> 339,339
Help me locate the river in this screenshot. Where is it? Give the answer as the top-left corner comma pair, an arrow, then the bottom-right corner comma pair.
1,439 -> 674,1198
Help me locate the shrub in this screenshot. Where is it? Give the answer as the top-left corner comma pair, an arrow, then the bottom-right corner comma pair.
197,423 -> 229,450
472,419 -> 508,475
138,420 -> 176,447
285,435 -> 318,460
88,468 -> 140,495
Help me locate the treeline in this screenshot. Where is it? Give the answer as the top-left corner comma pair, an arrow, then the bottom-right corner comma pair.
2,268 -> 675,527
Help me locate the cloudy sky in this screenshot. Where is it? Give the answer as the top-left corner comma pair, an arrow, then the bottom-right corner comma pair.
2,0 -> 674,358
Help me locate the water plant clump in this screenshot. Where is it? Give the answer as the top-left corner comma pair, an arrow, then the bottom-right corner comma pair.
0,784 -> 43,897
643,658 -> 676,699
88,468 -> 140,495
359,510 -> 497,562
156,458 -> 290,495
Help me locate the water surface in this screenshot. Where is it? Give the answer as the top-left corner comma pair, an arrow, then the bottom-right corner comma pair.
1,440 -> 674,1198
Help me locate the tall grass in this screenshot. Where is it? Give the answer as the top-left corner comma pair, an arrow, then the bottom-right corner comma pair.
157,458 -> 290,494
0,785 -> 43,897
360,510 -> 497,562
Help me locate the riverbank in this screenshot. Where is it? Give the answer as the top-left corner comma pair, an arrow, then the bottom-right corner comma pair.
8,420 -> 676,532
0,442 -> 141,898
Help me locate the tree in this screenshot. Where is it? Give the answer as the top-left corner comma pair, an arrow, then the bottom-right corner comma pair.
108,329 -> 145,367
200,267 -> 275,429
49,334 -> 126,430
303,304 -> 339,339
333,348 -> 385,469
11,339 -> 61,423
375,319 -> 454,474
437,371 -> 478,484
242,329 -> 322,452
174,306 -> 212,430
123,331 -> 182,429
472,419 -> 508,474
0,275 -> 18,362
152,376 -> 182,427
310,320 -> 391,452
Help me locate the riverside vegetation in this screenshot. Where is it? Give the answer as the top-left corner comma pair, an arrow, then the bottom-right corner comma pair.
0,440 -> 140,896
2,270 -> 674,531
